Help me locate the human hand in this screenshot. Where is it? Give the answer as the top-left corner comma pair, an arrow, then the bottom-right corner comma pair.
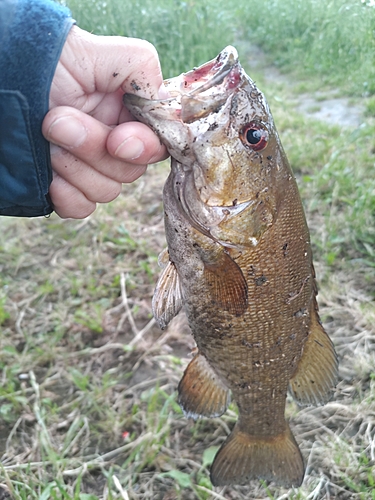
42,26 -> 168,218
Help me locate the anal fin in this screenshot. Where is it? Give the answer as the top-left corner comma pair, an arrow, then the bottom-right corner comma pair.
289,298 -> 338,406
152,256 -> 183,330
203,248 -> 248,316
178,352 -> 230,419
210,421 -> 304,487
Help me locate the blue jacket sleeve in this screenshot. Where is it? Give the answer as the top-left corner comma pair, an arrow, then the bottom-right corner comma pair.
0,0 -> 74,217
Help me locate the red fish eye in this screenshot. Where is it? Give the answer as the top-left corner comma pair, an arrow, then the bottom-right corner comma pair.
241,123 -> 268,151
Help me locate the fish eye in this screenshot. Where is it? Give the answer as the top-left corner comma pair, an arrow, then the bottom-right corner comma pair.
240,122 -> 268,151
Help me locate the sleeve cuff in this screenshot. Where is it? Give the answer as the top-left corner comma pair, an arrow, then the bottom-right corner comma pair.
0,0 -> 74,217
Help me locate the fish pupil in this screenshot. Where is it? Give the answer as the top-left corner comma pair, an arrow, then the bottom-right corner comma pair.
240,123 -> 268,151
246,129 -> 262,145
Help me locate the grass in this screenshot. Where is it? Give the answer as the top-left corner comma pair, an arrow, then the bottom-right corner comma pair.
1,0 -> 375,498
238,0 -> 375,96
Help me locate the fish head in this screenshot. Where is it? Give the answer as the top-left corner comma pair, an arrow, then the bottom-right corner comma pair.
124,46 -> 289,244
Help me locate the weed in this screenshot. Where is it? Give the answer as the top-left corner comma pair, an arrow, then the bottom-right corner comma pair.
237,0 -> 375,96
365,96 -> 375,116
0,295 -> 9,325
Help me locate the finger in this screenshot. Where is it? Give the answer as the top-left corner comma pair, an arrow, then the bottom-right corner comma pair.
49,173 -> 96,219
42,106 -> 157,183
107,121 -> 169,164
63,27 -> 168,100
50,144 -> 122,203
90,33 -> 167,98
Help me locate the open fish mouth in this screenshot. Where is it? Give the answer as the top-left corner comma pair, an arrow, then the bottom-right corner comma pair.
124,46 -> 245,124
164,45 -> 240,97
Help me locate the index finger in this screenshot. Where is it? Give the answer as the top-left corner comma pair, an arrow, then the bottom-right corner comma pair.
90,35 -> 168,99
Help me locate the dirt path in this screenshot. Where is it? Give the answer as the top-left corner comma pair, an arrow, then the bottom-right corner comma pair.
247,45 -> 365,127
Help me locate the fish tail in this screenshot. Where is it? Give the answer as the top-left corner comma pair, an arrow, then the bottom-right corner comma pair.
210,422 -> 304,487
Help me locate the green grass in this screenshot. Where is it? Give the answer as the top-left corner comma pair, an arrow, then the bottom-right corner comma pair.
238,0 -> 375,96
1,0 -> 375,498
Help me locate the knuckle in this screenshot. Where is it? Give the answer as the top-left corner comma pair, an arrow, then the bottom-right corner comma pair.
135,39 -> 158,60
88,183 -> 121,203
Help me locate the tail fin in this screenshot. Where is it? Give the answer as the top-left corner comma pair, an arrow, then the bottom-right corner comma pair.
210,422 -> 304,487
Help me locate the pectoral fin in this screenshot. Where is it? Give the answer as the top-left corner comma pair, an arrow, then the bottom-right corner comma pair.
152,258 -> 183,329
203,248 -> 248,316
178,352 -> 230,419
289,299 -> 338,406
157,247 -> 170,267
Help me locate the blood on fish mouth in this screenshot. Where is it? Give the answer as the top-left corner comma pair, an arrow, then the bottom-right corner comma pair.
166,45 -> 241,97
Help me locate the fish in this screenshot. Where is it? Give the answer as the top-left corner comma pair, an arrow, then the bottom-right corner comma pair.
123,46 -> 338,488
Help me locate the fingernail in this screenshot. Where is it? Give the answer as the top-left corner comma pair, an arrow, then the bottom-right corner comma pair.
115,136 -> 145,160
49,143 -> 61,156
48,116 -> 87,148
158,83 -> 170,99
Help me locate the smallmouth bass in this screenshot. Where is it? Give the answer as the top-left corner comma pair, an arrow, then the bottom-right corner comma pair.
123,46 -> 338,488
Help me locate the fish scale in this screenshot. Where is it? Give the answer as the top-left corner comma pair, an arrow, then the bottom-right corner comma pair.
123,45 -> 338,488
